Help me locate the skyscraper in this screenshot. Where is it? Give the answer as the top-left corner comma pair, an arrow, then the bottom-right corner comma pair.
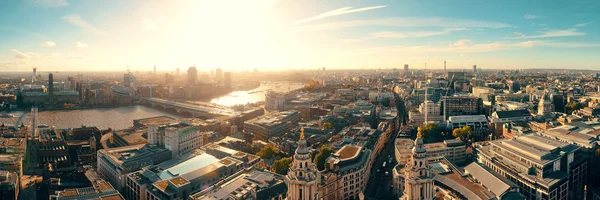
223,72 -> 232,89
404,64 -> 409,74
176,68 -> 180,77
188,66 -> 198,84
48,73 -> 54,105
216,68 -> 223,80
32,67 -> 37,83
153,65 -> 156,74
443,60 -> 447,75
473,65 -> 477,73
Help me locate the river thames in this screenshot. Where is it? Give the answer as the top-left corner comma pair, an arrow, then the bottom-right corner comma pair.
0,82 -> 304,130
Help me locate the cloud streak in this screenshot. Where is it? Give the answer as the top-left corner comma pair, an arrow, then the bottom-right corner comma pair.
294,17 -> 512,32
42,41 -> 56,47
524,14 -> 543,19
511,28 -> 586,39
292,5 -> 386,25
76,42 -> 88,48
11,49 -> 31,59
367,28 -> 467,39
574,21 -> 594,27
62,14 -> 107,35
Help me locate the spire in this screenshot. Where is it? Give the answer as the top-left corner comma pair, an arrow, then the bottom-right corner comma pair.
296,127 -> 309,154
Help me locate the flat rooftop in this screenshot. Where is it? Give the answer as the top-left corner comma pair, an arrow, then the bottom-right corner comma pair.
337,145 -> 360,160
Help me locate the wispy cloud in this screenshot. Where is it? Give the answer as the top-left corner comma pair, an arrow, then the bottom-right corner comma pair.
292,5 -> 386,25
368,28 -> 466,39
142,19 -> 160,31
294,17 -> 512,32
574,21 -> 595,27
524,14 -> 543,19
10,49 -> 31,59
511,28 -> 586,39
449,39 -> 472,47
26,0 -> 69,7
62,14 -> 107,35
42,41 -> 56,47
76,42 -> 88,48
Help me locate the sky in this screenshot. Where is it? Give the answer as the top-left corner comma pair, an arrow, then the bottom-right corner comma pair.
1,0 -> 599,72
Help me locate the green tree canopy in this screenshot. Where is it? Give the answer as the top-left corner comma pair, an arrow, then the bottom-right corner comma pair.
452,126 -> 473,142
272,157 -> 292,175
321,122 -> 333,130
566,102 -> 584,114
256,144 -> 277,159
314,145 -> 334,170
417,123 -> 443,142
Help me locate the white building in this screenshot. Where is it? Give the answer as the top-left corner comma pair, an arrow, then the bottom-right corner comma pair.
400,136 -> 435,200
265,91 -> 287,111
284,128 -> 320,200
148,123 -> 205,158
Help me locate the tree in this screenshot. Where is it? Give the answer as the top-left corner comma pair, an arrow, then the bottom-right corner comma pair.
381,98 -> 391,107
272,157 -> 292,175
418,123 -> 443,142
452,126 -> 473,143
566,102 -> 584,114
256,144 -> 277,159
321,122 -> 333,130
314,145 -> 334,170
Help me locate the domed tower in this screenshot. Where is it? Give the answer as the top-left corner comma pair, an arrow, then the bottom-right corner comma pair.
538,92 -> 552,117
402,134 -> 435,200
285,128 -> 320,200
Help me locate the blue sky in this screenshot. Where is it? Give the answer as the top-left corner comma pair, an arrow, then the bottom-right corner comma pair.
1,0 -> 599,72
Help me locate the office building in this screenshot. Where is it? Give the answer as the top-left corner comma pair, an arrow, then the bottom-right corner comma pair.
265,91 -> 287,111
97,144 -> 172,191
490,110 -> 532,124
476,134 -> 588,200
395,138 -> 466,165
244,110 -> 300,140
124,144 -> 262,200
190,169 -> 287,200
404,64 -> 409,74
473,65 -> 477,73
442,96 -> 483,120
0,170 -> 18,200
320,144 -> 372,200
223,71 -> 231,89
50,178 -> 124,200
447,115 -> 490,140
48,73 -> 54,105
187,66 -> 198,85
215,68 -> 223,81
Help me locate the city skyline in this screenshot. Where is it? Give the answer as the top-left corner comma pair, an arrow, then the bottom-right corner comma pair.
1,0 -> 600,72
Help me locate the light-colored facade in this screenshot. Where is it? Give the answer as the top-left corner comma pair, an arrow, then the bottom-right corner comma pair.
400,137 -> 435,200
97,144 -> 172,191
395,138 -> 466,166
447,115 -> 490,139
266,91 -> 287,111
284,129 -> 320,200
320,145 -> 372,200
476,134 -> 587,200
164,126 -> 204,158
244,110 -> 301,140
125,143 -> 263,200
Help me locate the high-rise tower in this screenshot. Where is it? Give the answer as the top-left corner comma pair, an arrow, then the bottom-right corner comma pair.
48,73 -> 54,105
187,66 -> 198,84
473,65 -> 477,73
284,128 -> 320,200
444,60 -> 447,75
32,67 -> 37,83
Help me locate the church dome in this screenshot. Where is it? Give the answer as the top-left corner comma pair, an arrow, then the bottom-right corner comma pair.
412,137 -> 426,154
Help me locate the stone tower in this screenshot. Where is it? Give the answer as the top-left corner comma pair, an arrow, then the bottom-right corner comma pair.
402,135 -> 435,200
284,128 -> 320,200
